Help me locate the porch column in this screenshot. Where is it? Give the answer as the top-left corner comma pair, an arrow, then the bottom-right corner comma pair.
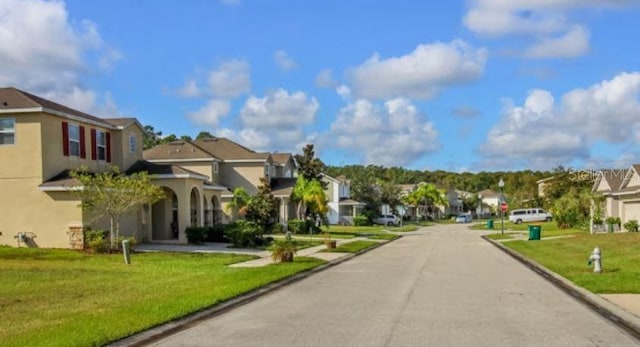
178,191 -> 190,244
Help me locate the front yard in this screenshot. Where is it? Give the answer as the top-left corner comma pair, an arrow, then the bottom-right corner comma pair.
0,247 -> 324,346
502,232 -> 640,294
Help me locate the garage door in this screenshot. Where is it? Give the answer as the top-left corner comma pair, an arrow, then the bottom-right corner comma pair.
623,202 -> 640,222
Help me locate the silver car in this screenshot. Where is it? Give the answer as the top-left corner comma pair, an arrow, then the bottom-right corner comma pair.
374,214 -> 400,226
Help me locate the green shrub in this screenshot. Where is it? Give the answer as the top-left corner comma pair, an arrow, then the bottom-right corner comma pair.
205,224 -> 227,242
353,215 -> 370,226
185,227 -> 207,244
270,234 -> 298,262
224,220 -> 265,248
84,229 -> 109,253
624,220 -> 639,232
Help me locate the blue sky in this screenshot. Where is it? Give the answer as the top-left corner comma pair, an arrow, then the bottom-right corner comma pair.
2,0 -> 640,171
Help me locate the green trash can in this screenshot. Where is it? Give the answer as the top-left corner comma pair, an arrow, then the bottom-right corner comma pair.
528,225 -> 541,240
486,219 -> 494,230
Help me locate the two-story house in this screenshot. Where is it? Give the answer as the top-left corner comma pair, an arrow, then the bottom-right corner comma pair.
0,87 -> 151,248
322,174 -> 365,225
143,137 -> 298,229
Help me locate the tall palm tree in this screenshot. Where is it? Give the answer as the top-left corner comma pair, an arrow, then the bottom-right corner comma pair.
406,183 -> 449,220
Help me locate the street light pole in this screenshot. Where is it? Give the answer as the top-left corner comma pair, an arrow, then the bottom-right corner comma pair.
499,178 -> 505,235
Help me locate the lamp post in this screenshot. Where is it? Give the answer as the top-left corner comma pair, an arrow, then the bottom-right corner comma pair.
477,193 -> 482,219
499,178 -> 505,235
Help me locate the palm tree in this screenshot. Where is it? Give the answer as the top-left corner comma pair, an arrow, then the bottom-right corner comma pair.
406,183 -> 449,220
291,176 -> 328,219
225,187 -> 251,219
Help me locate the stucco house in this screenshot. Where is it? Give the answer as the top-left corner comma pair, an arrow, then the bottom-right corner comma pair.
592,166 -> 640,228
0,87 -> 299,248
0,87 -> 150,248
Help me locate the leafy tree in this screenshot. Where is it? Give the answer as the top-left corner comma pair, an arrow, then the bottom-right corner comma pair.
163,134 -> 178,143
291,176 -> 328,218
349,169 -> 381,215
246,177 -> 277,230
70,167 -> 164,250
225,187 -> 251,219
404,183 -> 449,219
552,187 -> 592,229
180,135 -> 193,141
143,125 -> 163,150
379,180 -> 402,212
196,131 -> 215,140
294,144 -> 325,184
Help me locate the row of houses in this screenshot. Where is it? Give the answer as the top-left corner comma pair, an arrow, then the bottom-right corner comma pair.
0,87 -> 365,249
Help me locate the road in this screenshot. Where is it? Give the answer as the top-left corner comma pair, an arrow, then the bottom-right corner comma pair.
151,224 -> 639,346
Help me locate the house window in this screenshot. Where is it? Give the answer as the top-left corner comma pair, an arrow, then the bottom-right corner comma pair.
68,124 -> 80,157
213,162 -> 219,174
96,131 -> 106,161
0,118 -> 15,145
264,164 -> 269,176
129,134 -> 137,153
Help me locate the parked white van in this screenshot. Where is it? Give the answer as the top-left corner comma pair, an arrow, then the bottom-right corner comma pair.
508,208 -> 552,224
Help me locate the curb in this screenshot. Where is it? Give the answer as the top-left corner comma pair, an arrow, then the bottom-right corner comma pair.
483,235 -> 640,341
108,235 -> 400,346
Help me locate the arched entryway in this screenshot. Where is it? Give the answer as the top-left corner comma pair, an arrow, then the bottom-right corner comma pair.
190,187 -> 201,227
151,187 -> 179,240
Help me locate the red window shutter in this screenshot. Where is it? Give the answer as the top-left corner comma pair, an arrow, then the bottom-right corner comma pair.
62,122 -> 69,156
79,126 -> 86,158
106,132 -> 112,163
90,129 -> 97,160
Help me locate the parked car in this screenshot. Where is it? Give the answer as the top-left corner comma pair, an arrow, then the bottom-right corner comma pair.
455,214 -> 472,223
374,214 -> 400,226
508,208 -> 552,224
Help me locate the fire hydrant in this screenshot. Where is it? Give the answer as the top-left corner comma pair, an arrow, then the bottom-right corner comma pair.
588,247 -> 602,273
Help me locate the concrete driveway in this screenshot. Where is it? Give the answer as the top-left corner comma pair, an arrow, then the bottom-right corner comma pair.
149,224 -> 639,346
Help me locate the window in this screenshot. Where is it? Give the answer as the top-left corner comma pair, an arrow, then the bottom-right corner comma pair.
0,118 -> 15,145
68,124 -> 80,157
213,162 -> 219,174
96,131 -> 106,161
264,164 -> 269,176
129,134 -> 137,153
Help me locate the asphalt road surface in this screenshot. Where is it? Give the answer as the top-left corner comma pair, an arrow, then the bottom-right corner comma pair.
151,224 -> 639,346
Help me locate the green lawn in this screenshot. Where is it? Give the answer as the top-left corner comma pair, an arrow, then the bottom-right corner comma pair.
477,221 -> 584,238
366,233 -> 400,241
503,232 -> 640,293
0,247 -> 324,347
321,240 -> 380,253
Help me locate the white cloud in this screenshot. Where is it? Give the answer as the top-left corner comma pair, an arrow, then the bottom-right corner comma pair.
315,68 -> 337,88
451,106 -> 481,118
274,50 -> 298,71
336,85 -> 351,100
525,26 -> 589,58
463,0 -> 637,59
349,40 -> 487,100
0,0 -> 121,116
176,79 -> 201,98
188,99 -> 231,127
218,89 -> 319,152
479,72 -> 640,167
208,59 -> 251,98
329,98 -> 440,167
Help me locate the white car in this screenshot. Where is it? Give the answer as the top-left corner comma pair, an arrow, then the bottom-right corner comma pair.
374,214 -> 400,226
508,208 -> 552,224
455,214 -> 472,223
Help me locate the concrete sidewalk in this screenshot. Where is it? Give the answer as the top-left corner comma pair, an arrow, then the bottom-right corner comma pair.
136,236 -> 387,267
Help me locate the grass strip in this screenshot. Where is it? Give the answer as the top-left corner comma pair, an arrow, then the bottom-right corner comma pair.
321,240 -> 380,253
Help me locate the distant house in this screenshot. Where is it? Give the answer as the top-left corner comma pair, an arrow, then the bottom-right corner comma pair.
322,174 -> 365,225
536,176 -> 555,198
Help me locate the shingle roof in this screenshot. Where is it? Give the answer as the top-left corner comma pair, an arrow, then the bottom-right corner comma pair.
103,118 -> 137,128
143,140 -> 219,161
126,160 -> 207,177
194,137 -> 270,161
600,169 -> 627,192
0,87 -> 110,126
271,153 -> 292,165
270,177 -> 297,197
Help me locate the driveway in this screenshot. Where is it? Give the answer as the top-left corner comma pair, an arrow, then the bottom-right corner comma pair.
150,224 -> 638,346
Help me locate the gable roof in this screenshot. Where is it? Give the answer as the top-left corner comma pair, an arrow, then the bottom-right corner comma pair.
194,137 -> 270,161
592,169 -> 627,193
477,189 -> 499,198
144,140 -> 219,161
0,87 -> 113,127
271,153 -> 293,166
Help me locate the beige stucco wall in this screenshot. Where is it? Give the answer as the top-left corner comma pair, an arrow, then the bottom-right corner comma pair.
0,178 -> 82,248
220,162 -> 265,196
40,113 -> 114,181
110,124 -> 144,171
172,161 -> 215,180
0,114 -> 43,179
149,177 -> 205,243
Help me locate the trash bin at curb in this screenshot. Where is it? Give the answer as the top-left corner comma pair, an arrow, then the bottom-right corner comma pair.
528,225 -> 541,240
486,219 -> 494,229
